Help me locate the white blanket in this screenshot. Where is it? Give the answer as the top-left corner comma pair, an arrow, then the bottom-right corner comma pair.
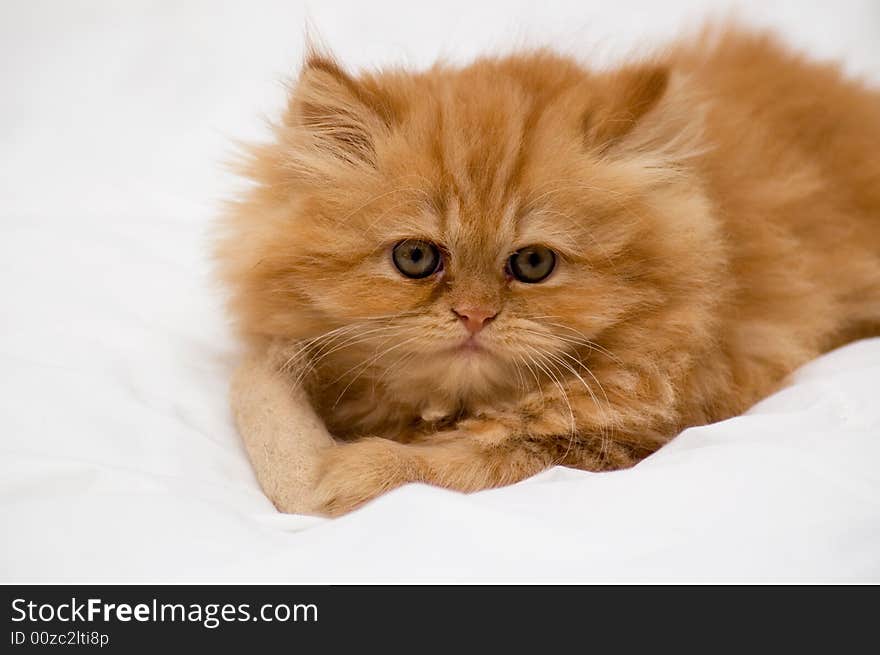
2,0 -> 879,583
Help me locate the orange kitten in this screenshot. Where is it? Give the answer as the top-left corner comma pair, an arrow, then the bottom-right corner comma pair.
216,27 -> 880,516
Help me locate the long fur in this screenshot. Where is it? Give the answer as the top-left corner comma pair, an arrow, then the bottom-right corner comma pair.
216,27 -> 880,516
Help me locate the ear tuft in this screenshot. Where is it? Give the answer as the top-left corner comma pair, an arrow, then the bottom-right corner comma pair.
585,65 -> 670,150
284,51 -> 394,170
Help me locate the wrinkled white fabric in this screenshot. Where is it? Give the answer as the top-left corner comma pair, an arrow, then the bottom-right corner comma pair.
2,0 -> 878,583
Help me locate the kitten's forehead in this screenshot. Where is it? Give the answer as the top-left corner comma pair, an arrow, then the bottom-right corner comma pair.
418,74 -> 538,259
443,194 -> 518,266
431,74 -> 531,207
372,62 -> 592,259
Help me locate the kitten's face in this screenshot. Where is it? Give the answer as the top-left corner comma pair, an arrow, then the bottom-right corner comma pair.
219,52 -> 716,411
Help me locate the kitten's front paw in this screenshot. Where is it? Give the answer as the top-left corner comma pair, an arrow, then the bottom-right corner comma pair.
314,438 -> 411,517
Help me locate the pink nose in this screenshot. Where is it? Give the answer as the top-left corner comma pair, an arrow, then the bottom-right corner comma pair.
453,307 -> 498,335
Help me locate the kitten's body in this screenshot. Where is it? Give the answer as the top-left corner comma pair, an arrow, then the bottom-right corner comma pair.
218,28 -> 880,515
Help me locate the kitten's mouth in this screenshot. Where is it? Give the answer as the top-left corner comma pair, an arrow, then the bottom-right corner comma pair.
455,336 -> 486,354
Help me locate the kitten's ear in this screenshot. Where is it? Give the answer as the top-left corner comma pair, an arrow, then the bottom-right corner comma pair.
284,51 -> 395,169
585,64 -> 704,164
585,65 -> 669,151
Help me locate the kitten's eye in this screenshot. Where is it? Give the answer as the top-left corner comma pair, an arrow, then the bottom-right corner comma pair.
508,245 -> 556,283
392,239 -> 442,279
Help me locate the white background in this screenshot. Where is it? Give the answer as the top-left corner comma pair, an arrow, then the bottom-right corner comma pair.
1,1 -> 879,582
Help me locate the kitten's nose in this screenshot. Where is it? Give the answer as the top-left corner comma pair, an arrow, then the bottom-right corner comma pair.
453,307 -> 497,335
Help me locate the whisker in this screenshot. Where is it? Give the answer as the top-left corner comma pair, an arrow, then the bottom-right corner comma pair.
519,323 -> 622,366
519,353 -> 546,407
331,334 -> 425,407
508,357 -> 528,395
291,330 -> 408,390
279,309 -> 424,387
524,345 -> 577,463
544,349 -> 615,464
373,349 -> 419,392
307,324 -> 406,368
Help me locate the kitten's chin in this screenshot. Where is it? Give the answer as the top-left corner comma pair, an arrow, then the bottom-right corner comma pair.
438,342 -> 517,388
374,335 -> 524,403
367,342 -> 523,420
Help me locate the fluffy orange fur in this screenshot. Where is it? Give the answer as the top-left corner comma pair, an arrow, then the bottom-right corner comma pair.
216,27 -> 880,516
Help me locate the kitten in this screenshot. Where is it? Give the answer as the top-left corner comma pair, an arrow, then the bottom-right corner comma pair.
216,27 -> 880,516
